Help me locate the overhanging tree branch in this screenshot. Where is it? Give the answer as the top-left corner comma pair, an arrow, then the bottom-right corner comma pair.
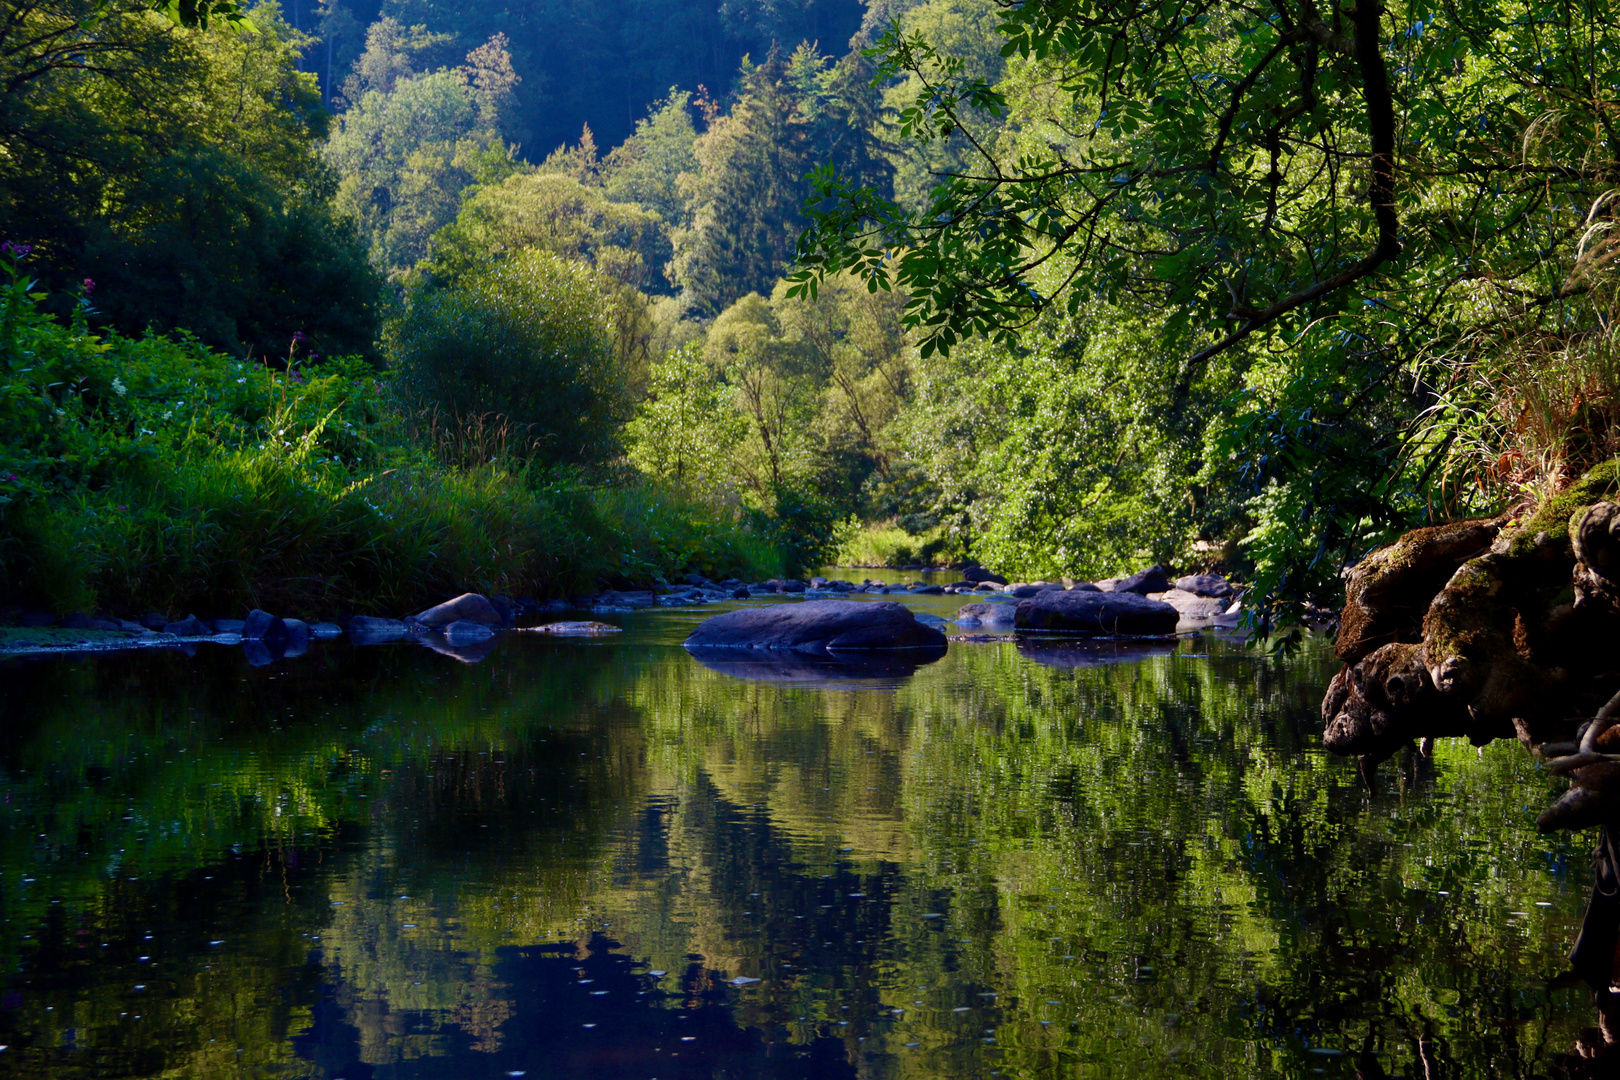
1184,0 -> 1401,369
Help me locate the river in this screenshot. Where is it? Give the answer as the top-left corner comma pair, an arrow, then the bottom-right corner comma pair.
0,594 -> 1598,1078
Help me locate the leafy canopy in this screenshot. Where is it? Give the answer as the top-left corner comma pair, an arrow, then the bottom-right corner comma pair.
790,0 -> 1620,613
793,0 -> 1609,364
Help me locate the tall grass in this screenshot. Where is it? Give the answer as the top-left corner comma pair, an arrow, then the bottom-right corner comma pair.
832,518 -> 963,568
4,432 -> 779,616
0,262 -> 779,617
1424,201 -> 1620,511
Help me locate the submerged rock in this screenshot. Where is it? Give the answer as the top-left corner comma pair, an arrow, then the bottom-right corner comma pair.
444,619 -> 495,646
684,599 -> 948,651
1013,590 -> 1178,635
522,621 -> 623,636
955,602 -> 1017,627
348,616 -> 408,643
1151,589 -> 1229,619
163,614 -> 208,637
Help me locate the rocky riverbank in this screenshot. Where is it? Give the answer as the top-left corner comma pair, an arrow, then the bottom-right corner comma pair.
0,560 -> 1247,664
1318,461 -> 1620,831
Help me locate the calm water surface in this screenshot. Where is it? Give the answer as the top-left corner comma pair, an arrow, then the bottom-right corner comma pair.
0,597 -> 1599,1078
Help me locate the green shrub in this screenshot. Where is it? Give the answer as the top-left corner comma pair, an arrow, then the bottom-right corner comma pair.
748,483 -> 840,577
387,251 -> 631,466
833,520 -> 963,568
597,483 -> 781,585
0,255 -> 777,615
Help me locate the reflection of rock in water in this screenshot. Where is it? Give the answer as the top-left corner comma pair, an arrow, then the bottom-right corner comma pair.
686,645 -> 945,685
1550,824 -> 1620,1077
1014,638 -> 1177,668
416,636 -> 498,665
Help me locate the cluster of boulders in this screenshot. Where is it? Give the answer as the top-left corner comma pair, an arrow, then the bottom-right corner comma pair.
685,599 -> 948,653
679,567 -> 1244,671
953,567 -> 1243,634
5,560 -> 1241,672
0,606 -> 344,663
343,593 -> 620,662
1316,461 -> 1620,832
0,591 -> 620,663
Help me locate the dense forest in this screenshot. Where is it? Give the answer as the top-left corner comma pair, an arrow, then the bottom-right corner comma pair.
0,0 -> 1616,623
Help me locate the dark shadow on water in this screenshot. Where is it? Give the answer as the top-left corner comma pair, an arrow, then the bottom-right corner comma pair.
685,645 -> 947,685
295,932 -> 856,1080
1014,637 -> 1178,668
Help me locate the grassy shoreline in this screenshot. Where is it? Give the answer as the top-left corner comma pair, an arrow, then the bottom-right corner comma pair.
0,266 -> 784,620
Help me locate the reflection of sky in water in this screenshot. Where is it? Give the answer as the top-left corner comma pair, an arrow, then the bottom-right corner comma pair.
0,604 -> 1597,1078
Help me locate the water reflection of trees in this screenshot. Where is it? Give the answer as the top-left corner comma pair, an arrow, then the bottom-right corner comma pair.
0,635 -> 1603,1077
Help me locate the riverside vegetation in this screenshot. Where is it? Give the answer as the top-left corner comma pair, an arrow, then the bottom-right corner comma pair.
9,0 -> 1620,1071
3,0 -> 1619,629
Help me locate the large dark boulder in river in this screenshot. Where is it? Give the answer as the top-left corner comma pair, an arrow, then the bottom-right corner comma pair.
242,608 -> 283,641
955,601 -> 1017,627
1013,590 -> 1178,635
163,614 -> 208,637
684,600 -> 947,651
1174,574 -> 1236,599
411,593 -> 504,630
1003,582 -> 1062,598
1114,565 -> 1173,595
348,616 -> 408,642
